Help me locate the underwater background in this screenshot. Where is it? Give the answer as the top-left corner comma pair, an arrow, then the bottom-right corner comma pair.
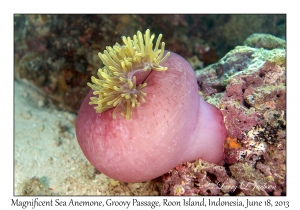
14,14 -> 286,195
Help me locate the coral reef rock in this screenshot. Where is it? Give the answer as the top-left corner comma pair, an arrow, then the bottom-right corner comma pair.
14,15 -> 285,113
162,34 -> 286,196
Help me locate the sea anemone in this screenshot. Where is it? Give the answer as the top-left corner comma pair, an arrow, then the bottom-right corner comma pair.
88,29 -> 170,120
76,29 -> 226,182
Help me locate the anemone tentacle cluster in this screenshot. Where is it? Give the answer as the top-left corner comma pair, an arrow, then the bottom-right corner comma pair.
88,29 -> 170,120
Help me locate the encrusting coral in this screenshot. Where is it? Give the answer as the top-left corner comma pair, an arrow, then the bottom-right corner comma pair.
87,29 -> 170,120
76,29 -> 226,182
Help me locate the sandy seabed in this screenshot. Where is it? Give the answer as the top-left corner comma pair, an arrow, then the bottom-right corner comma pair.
14,79 -> 161,196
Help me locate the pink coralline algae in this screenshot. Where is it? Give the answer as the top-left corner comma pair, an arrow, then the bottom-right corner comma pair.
162,160 -> 237,196
162,34 -> 286,196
